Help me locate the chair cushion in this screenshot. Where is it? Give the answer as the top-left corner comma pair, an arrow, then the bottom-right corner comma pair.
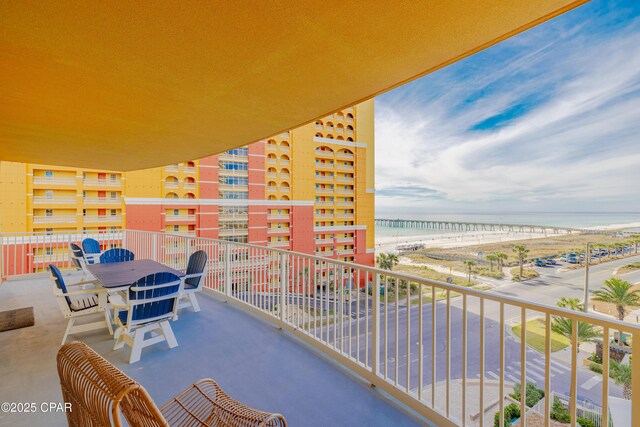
183,282 -> 198,291
118,310 -> 129,326
69,295 -> 98,312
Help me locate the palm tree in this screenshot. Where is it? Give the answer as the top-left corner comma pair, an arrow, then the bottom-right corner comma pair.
629,234 -> 640,254
486,254 -> 498,272
494,251 -> 508,269
376,253 -> 399,271
610,360 -> 632,399
592,277 -> 640,322
512,245 -> 529,278
550,317 -> 600,353
463,260 -> 475,283
557,297 -> 583,311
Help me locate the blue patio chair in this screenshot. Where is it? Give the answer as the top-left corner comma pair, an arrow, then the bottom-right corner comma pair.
112,272 -> 181,363
178,250 -> 208,313
49,264 -> 112,345
100,248 -> 135,264
82,238 -> 102,264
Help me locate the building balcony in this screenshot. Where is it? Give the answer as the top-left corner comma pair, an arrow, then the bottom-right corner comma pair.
315,188 -> 334,194
164,181 -> 179,188
183,166 -> 197,174
280,187 -> 290,193
314,149 -> 334,158
336,176 -> 354,183
336,152 -> 355,160
266,158 -> 277,164
280,160 -> 290,166
314,238 -> 334,244
315,175 -> 334,182
33,176 -> 76,186
219,213 -> 249,221
280,146 -> 290,153
83,197 -> 122,205
267,227 -> 290,234
219,184 -> 249,192
218,169 -> 248,177
315,213 -> 334,219
266,172 -> 277,178
83,215 -> 122,223
266,186 -> 277,192
83,178 -> 122,187
265,143 -> 277,151
32,215 -> 77,224
33,196 -> 77,205
165,165 -> 179,172
336,189 -> 354,195
315,201 -> 334,207
219,153 -> 249,162
183,182 -> 196,189
337,249 -> 354,256
280,172 -> 290,179
218,228 -> 249,237
165,214 -> 196,222
336,201 -> 354,207
1,229 -> 636,427
336,164 -> 354,171
315,163 -> 334,170
267,214 -> 290,221
336,237 -> 354,244
338,214 -> 354,219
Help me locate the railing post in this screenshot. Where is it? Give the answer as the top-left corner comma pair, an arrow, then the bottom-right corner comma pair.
0,234 -> 4,283
224,243 -> 231,297
280,252 -> 287,323
152,234 -> 158,262
122,229 -> 127,251
633,331 -> 640,426
371,272 -> 380,377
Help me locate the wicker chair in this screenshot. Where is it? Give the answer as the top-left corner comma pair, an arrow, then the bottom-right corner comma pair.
57,341 -> 287,427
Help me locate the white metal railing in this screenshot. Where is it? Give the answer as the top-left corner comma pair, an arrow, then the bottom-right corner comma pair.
183,182 -> 196,189
218,229 -> 248,237
266,186 -> 277,192
218,169 -> 248,177
316,175 -> 334,181
315,213 -> 334,219
33,215 -> 77,224
337,249 -> 354,256
218,184 -> 249,192
336,237 -> 354,243
267,214 -> 289,221
219,153 -> 249,162
266,172 -> 277,178
315,149 -> 334,157
164,181 -> 179,188
165,165 -> 179,172
268,241 -> 290,248
280,146 -> 290,152
183,166 -> 197,174
336,176 -> 354,183
83,215 -> 122,223
83,197 -> 122,204
315,238 -> 334,244
2,229 -> 639,427
280,173 -> 290,179
336,201 -> 354,207
315,163 -> 334,169
266,143 -> 277,151
266,158 -> 277,164
219,214 -> 249,221
33,196 -> 77,204
83,178 -> 122,187
346,129 -> 354,135
280,160 -> 290,166
316,188 -> 334,194
315,201 -> 334,207
336,152 -> 355,159
336,189 -> 354,194
33,176 -> 76,186
337,164 -> 354,171
280,187 -> 290,193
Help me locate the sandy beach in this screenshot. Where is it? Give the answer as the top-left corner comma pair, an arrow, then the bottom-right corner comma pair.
375,222 -> 640,255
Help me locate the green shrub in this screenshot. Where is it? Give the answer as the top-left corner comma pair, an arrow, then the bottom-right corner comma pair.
509,381 -> 545,408
589,353 -> 602,364
577,418 -> 595,427
550,397 -> 570,423
588,362 -> 603,374
494,403 -> 520,427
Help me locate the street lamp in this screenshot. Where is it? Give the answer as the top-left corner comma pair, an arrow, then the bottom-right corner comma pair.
584,242 -> 594,312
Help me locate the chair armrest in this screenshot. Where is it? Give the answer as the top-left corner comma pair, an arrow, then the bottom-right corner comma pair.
160,379 -> 287,427
182,272 -> 205,280
54,288 -> 99,297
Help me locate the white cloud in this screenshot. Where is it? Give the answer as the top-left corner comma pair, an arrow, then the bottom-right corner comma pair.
375,12 -> 640,212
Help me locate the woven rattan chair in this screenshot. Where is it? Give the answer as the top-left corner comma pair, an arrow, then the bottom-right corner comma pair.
57,341 -> 287,427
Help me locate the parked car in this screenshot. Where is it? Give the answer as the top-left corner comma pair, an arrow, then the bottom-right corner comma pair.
567,256 -> 578,264
561,254 -> 567,261
534,259 -> 546,267
546,258 -> 556,265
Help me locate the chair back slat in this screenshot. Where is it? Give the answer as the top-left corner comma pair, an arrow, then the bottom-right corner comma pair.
49,264 -> 71,307
100,248 -> 135,264
69,243 -> 84,270
82,238 -> 101,254
185,250 -> 208,288
129,272 -> 180,324
57,342 -> 167,427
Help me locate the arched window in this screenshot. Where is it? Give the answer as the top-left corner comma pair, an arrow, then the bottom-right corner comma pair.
326,122 -> 334,131
316,146 -> 334,153
267,181 -> 277,188
281,182 -> 290,188
346,125 -> 354,134
315,120 -> 323,129
315,132 -> 323,138
346,113 -> 354,122
187,161 -> 195,167
336,112 -> 344,121
326,134 -> 334,139
336,123 -> 345,133
280,195 -> 290,201
185,177 -> 195,184
281,154 -> 290,162
184,193 -> 195,199
280,168 -> 290,176
347,137 -> 354,142
165,192 -> 178,199
280,141 -> 290,148
336,135 -> 344,140
165,175 -> 178,183
268,195 -> 277,200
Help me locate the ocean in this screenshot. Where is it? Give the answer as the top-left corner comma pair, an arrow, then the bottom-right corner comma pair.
375,212 -> 640,238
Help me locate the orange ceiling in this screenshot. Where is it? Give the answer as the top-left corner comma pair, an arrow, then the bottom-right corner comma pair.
0,1 -> 587,171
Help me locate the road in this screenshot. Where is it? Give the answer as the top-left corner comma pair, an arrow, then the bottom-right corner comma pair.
318,254 -> 640,408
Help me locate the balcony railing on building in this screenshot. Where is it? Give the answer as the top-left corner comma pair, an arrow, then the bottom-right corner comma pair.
336,152 -> 355,159
266,158 -> 277,164
336,201 -> 354,207
33,176 -> 76,186
336,176 -> 354,183
164,181 -> 179,189
183,166 -> 197,174
337,164 -> 354,171
316,175 -> 334,182
337,249 -> 354,256
267,214 -> 289,221
33,196 -> 77,204
33,215 -> 77,224
336,237 -> 354,243
336,188 -> 354,195
266,172 -> 277,179
315,238 -> 334,244
315,149 -> 334,158
83,215 -> 122,223
83,178 -> 122,187
0,229 -> 638,427
166,214 -> 196,222
83,197 -> 122,204
315,188 -> 334,194
267,241 -> 289,248
219,184 -> 249,192
218,228 -> 248,237
315,201 -> 334,207
315,163 -> 334,170
183,182 -> 197,189
219,153 -> 249,162
165,165 -> 179,172
218,169 -> 248,177
220,213 -> 249,221
280,172 -> 290,179
315,213 -> 333,219
267,227 -> 290,234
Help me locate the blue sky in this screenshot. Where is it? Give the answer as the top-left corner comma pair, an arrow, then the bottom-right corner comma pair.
375,0 -> 640,214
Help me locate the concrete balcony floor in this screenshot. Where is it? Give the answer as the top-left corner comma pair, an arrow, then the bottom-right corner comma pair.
0,273 -> 424,426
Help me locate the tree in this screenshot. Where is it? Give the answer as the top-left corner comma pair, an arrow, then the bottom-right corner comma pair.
463,260 -> 475,283
512,245 -> 529,277
610,360 -> 632,399
592,277 -> 640,322
557,297 -> 584,311
550,317 -> 600,352
494,251 -> 508,269
629,234 -> 640,254
486,254 -> 498,272
376,253 -> 399,271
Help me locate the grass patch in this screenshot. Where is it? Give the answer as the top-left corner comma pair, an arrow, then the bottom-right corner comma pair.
472,285 -> 493,291
393,264 -> 476,287
512,318 -> 570,352
409,291 -> 461,305
618,262 -> 640,275
510,267 -> 540,282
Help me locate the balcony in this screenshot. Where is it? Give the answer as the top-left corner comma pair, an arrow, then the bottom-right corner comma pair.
33,196 -> 77,204
83,197 -> 122,205
183,182 -> 197,189
316,175 -> 334,182
337,249 -> 354,256
32,215 -> 77,224
267,227 -> 290,234
266,172 -> 277,178
219,213 -> 249,221
336,201 -> 354,207
219,184 -> 249,192
315,149 -> 334,158
183,166 -> 197,174
315,188 -> 334,194
164,181 -> 179,188
218,228 -> 249,237
83,215 -> 122,223
338,213 -> 354,219
218,169 -> 248,177
1,230 -> 637,427
267,214 -> 290,221
280,145 -> 290,153
315,200 -> 334,207
315,213 -> 334,219
33,176 -> 76,186
336,152 -> 355,159
315,238 -> 334,244
280,172 -> 290,179
219,153 -> 249,162
280,160 -> 290,166
315,162 -> 334,170
83,178 -> 122,187
165,165 -> 179,172
165,214 -> 196,222
337,164 -> 354,171
266,157 -> 277,164
336,176 -> 354,183
267,241 -> 290,248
